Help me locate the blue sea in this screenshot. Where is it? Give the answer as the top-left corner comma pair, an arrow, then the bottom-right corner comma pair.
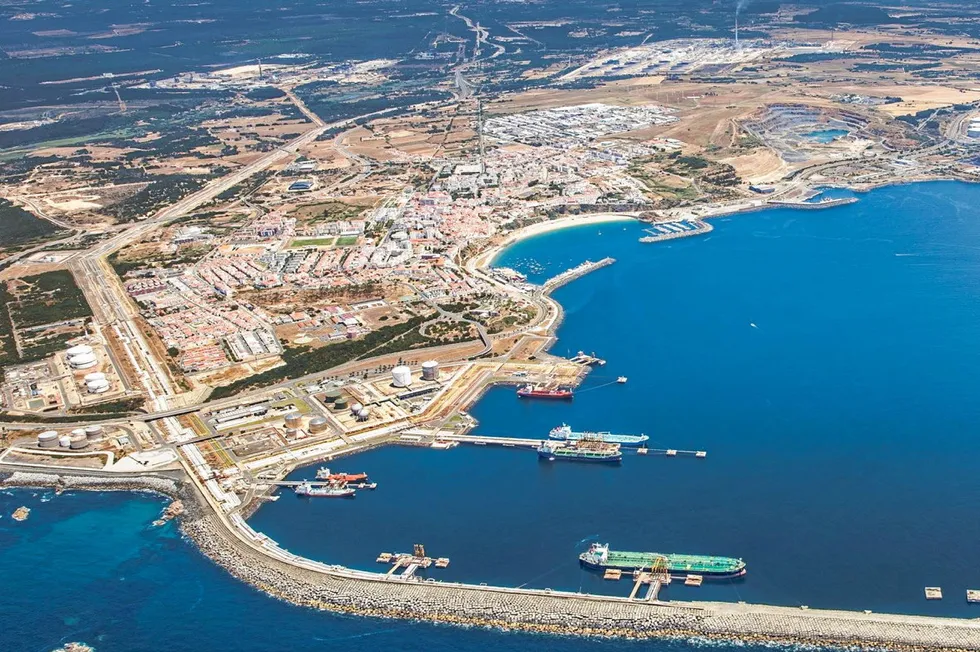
6,180 -> 980,650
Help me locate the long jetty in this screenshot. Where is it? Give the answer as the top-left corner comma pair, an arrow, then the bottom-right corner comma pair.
5,469 -> 980,650
541,258 -> 615,293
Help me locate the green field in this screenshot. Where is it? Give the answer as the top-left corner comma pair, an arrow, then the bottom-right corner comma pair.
290,237 -> 335,247
335,236 -> 359,246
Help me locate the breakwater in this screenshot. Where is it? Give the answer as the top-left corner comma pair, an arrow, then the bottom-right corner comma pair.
5,467 -> 980,649
541,258 -> 615,293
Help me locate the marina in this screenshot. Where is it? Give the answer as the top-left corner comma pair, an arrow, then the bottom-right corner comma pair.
639,219 -> 712,243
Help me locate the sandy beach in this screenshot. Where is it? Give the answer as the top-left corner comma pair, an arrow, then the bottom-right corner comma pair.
475,213 -> 639,269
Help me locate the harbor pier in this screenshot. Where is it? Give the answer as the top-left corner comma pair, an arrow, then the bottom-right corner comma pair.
6,470 -> 980,650
541,258 -> 615,293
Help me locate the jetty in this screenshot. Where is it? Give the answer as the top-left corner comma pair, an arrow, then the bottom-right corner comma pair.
404,432 -> 706,458
7,470 -> 980,651
541,258 -> 615,292
640,218 -> 712,243
768,196 -> 858,210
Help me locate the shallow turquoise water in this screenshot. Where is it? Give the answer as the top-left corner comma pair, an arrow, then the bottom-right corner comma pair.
803,128 -> 849,143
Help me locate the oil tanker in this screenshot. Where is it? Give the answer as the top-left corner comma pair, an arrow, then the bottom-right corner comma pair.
537,440 -> 622,464
549,424 -> 649,448
579,542 -> 745,578
295,482 -> 356,498
517,384 -> 573,399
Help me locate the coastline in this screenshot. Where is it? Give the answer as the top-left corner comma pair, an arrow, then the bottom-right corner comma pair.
477,213 -> 639,269
5,468 -> 980,651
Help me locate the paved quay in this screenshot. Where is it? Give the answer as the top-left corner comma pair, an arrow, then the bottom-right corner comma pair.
5,469 -> 980,650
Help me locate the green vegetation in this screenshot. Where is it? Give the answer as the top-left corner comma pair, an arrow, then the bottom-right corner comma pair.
335,236 -> 359,246
71,397 -> 145,414
209,315 -> 430,399
8,270 -> 91,329
0,199 -> 66,249
105,175 -> 209,223
296,200 -> 365,224
290,237 -> 335,247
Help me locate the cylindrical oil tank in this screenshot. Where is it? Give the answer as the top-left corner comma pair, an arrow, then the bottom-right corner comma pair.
71,428 -> 86,438
87,379 -> 110,394
58,435 -> 72,448
84,425 -> 103,439
38,431 -> 59,448
69,434 -> 89,450
68,352 -> 97,369
308,416 -> 328,434
421,360 -> 439,381
284,427 -> 298,438
391,365 -> 412,388
284,412 -> 302,428
83,372 -> 106,383
334,398 -> 348,410
322,389 -> 342,403
66,344 -> 93,357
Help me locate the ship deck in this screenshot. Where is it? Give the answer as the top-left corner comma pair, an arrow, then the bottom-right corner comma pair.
598,550 -> 744,574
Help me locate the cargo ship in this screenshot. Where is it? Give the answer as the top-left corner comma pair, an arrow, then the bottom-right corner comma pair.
295,482 -> 356,498
549,424 -> 649,448
517,384 -> 573,399
537,440 -> 622,464
315,467 -> 368,483
579,542 -> 745,578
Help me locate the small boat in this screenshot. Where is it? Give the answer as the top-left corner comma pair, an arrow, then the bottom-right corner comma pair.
617,376 -> 628,384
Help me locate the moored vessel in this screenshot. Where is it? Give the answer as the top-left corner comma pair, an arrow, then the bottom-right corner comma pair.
579,542 -> 746,578
295,482 -> 356,498
316,467 -> 368,483
517,384 -> 573,399
537,440 -> 622,464
548,424 -> 649,448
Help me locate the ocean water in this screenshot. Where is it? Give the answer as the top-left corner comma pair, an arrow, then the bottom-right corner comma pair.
251,180 -> 980,619
0,489 -> 763,652
7,180 -> 980,650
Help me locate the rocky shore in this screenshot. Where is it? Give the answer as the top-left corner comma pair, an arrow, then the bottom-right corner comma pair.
6,468 -> 980,650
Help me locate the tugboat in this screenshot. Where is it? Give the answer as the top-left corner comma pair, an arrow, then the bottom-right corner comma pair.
537,440 -> 622,464
517,384 -> 573,399
295,482 -> 356,498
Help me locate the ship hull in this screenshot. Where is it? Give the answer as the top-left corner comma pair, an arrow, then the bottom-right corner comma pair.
549,433 -> 648,448
579,551 -> 745,577
518,392 -> 573,400
537,450 -> 622,464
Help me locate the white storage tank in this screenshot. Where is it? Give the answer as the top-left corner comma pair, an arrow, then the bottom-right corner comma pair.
356,407 -> 370,421
71,428 -> 87,437
59,435 -> 72,448
86,379 -> 110,394
350,402 -> 364,416
69,433 -> 89,450
421,360 -> 439,381
38,431 -> 59,448
391,365 -> 413,388
83,372 -> 106,383
69,352 -> 97,369
66,344 -> 94,357
84,425 -> 103,439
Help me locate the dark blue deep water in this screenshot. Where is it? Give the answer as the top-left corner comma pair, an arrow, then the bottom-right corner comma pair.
6,180 -> 980,650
